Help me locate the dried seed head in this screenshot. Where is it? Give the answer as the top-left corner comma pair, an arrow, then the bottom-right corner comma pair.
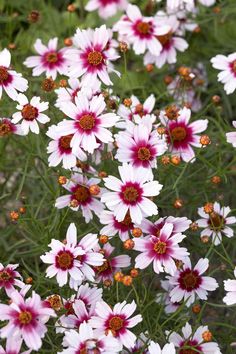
41,77 -> 55,92
161,156 -> 170,165
47,294 -> 63,311
157,126 -> 166,135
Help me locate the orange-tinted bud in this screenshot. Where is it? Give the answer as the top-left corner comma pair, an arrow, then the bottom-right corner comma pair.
146,64 -> 154,72
200,134 -> 211,146
123,98 -> 132,107
174,198 -> 184,209
202,330 -> 213,342
119,41 -> 128,52
58,176 -> 67,185
192,304 -> 201,314
114,271 -> 124,282
25,277 -> 33,284
99,235 -> 109,244
130,268 -> 139,278
161,156 -> 170,165
171,155 -> 181,165
98,171 -> 107,178
10,211 -> 19,221
211,175 -> 221,184
132,228 -> 142,238
122,275 -> 133,286
67,4 -> 76,12
89,184 -> 100,196
64,38 -> 73,46
123,239 -> 135,250
204,202 -> 214,214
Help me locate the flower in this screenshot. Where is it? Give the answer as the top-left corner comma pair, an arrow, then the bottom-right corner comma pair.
99,209 -> 135,241
60,322 -> 122,353
156,280 -> 180,314
168,322 -> 221,354
0,290 -> 55,351
0,48 -> 28,100
24,38 -> 69,80
140,215 -> 191,236
75,283 -> 103,312
160,106 -> 208,162
168,258 -> 218,307
40,223 -> 85,287
148,341 -> 176,354
57,92 -> 120,154
85,0 -> 128,19
0,118 -> 24,136
66,25 -> 120,86
0,336 -> 31,354
12,94 -> 49,135
90,300 -> 142,348
211,53 -> 236,94
134,223 -> 189,275
223,267 -> 236,305
226,121 -> 236,147
196,202 -> 236,245
101,163 -> 163,224
55,170 -> 104,222
0,263 -> 25,297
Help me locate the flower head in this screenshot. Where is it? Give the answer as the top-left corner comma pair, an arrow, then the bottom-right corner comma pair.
86,0 -> 128,19
211,53 -> 236,94
0,118 -> 24,136
223,267 -> 236,305
0,263 -> 25,297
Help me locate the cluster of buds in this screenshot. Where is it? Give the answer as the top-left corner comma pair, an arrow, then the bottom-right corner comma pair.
9,206 -> 26,222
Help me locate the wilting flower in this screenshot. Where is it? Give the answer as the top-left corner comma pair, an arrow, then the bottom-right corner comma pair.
85,0 -> 128,18
211,53 -> 236,94
101,163 -> 163,224
196,202 -> 236,245
24,38 -> 69,80
0,118 -> 24,136
99,209 -> 135,241
12,94 -> 49,135
148,341 -> 176,354
90,300 -> 142,348
226,121 -> 236,147
0,48 -> 28,100
223,267 -> 236,305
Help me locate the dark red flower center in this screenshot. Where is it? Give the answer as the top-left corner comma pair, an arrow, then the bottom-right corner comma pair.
156,31 -> 172,46
87,51 -> 103,66
179,269 -> 201,291
123,187 -> 139,202
95,259 -> 111,273
21,104 -> 38,121
171,126 -> 187,141
136,21 -> 151,35
56,250 -> 74,270
79,114 -> 95,130
138,147 -> 151,161
121,211 -> 133,226
109,316 -> 124,331
208,212 -> 225,230
18,310 -> 32,325
180,340 -> 202,354
46,52 -> 58,63
59,134 -> 73,150
0,66 -> 9,83
73,185 -> 90,203
0,269 -> 12,281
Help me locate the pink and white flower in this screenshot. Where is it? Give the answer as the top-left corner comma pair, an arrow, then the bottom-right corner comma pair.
168,258 -> 218,307
75,283 -> 103,312
168,322 -> 221,354
99,209 -> 135,241
226,121 -> 236,147
101,163 -> 163,224
140,215 -> 191,236
90,300 -> 142,349
148,341 -> 176,354
24,38 -> 69,80
223,267 -> 236,305
66,25 -> 120,86
160,106 -> 208,162
134,223 -> 189,275
156,280 -> 181,314
196,202 -> 236,245
12,94 -> 49,135
57,92 -> 120,154
211,53 -> 236,94
0,263 -> 25,297
85,0 -> 128,19
0,48 -> 28,100
55,170 -> 104,222
0,118 -> 24,136
40,223 -> 86,287
0,290 -> 55,351
0,336 -> 31,354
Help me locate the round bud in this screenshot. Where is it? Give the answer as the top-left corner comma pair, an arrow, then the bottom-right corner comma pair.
130,268 -> 139,278
190,222 -> 198,231
201,235 -> 209,244
200,135 -> 211,146
67,4 -> 76,12
103,279 -> 112,287
119,41 -> 128,52
123,98 -> 132,107
114,271 -> 124,282
146,64 -> 154,72
19,207 -> 26,214
204,202 -> 214,214
10,211 -> 19,221
123,239 -> 135,250
98,171 -> 107,178
70,199 -> 79,208
59,79 -> 67,87
25,277 -> 33,284
64,38 -> 73,46
99,235 -> 109,244
212,95 -> 221,104
173,198 -> 184,209
164,75 -> 173,85
122,275 -> 133,286
202,330 -> 212,342
211,175 -> 221,184
58,176 -> 67,185
171,155 -> 181,165
161,156 -> 170,165
192,304 -> 201,314
132,228 -> 142,238
157,127 -> 166,135
89,184 -> 100,196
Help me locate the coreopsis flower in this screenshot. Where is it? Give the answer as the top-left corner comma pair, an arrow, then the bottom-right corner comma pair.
148,341 -> 176,354
12,94 -> 49,135
99,210 -> 135,241
24,38 -> 69,80
60,323 -> 122,354
85,0 -> 128,18
76,283 -> 103,312
0,336 -> 31,354
114,4 -> 170,56
144,13 -> 188,69
46,124 -> 87,169
90,300 -> 142,348
101,163 -> 163,224
94,242 -> 131,283
66,25 -> 120,86
223,267 -> 236,305
115,120 -> 167,180
159,106 -> 208,162
211,53 -> 236,94
40,223 -> 86,287
167,0 -> 215,11
196,202 -> 236,245
134,223 -> 189,275
0,263 -> 25,297
57,92 -> 120,154
55,170 -> 104,222
167,258 -> 218,307
140,215 -> 191,236
156,280 -> 180,314
0,118 -> 24,137
168,322 -> 221,354
0,290 -> 55,351
226,121 -> 236,147
0,48 -> 28,100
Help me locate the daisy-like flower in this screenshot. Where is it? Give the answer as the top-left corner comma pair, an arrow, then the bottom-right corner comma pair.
55,170 -> 104,222
0,118 -> 24,137
115,4 -> 170,56
76,283 -> 103,312
0,263 -> 25,297
196,202 -> 236,245
0,48 -> 28,100
156,280 -> 180,314
168,258 -> 218,307
0,290 -> 55,351
46,124 -> 87,169
101,163 -> 163,224
66,25 -> 120,86
61,322 -> 122,354
226,121 -> 236,147
94,242 -> 131,283
24,38 -> 69,80
57,91 -> 120,154
90,300 -> 142,349
144,13 -> 188,69
160,106 -> 208,162
40,223 -> 86,287
168,322 -> 221,354
85,0 -> 128,19
211,53 -> 236,94
0,336 -> 31,354
134,223 -> 189,275
115,120 -> 167,180
148,341 -> 176,354
140,215 -> 191,236
12,94 -> 49,135
223,267 -> 236,305
99,210 -> 135,241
